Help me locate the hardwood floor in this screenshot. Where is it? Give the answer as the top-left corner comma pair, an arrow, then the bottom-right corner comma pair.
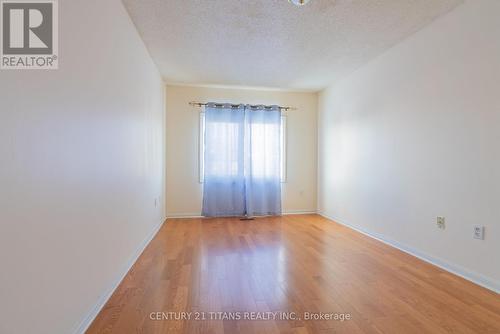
86,214 -> 500,334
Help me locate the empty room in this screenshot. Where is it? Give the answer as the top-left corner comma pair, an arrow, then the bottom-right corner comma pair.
1,0 -> 499,333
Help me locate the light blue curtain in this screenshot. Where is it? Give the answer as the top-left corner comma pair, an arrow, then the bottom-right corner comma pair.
202,103 -> 246,217
244,105 -> 282,216
202,103 -> 282,217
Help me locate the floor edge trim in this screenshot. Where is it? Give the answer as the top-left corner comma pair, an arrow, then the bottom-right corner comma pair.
73,217 -> 167,334
319,212 -> 499,294
165,211 -> 317,219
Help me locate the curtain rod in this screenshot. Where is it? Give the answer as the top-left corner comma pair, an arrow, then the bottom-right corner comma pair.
189,101 -> 296,111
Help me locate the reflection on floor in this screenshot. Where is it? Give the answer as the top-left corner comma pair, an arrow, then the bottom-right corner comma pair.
86,214 -> 500,334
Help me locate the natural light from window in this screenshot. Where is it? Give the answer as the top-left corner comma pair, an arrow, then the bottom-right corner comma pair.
199,113 -> 286,183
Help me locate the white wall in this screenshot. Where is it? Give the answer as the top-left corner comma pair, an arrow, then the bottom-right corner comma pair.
319,0 -> 499,292
0,1 -> 165,333
166,85 -> 317,217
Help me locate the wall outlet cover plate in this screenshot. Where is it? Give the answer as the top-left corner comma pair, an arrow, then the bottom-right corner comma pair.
473,225 -> 485,240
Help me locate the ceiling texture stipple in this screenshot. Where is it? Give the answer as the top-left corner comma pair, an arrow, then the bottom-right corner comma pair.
122,0 -> 463,91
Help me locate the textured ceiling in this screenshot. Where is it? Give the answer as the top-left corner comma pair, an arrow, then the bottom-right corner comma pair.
122,0 -> 463,91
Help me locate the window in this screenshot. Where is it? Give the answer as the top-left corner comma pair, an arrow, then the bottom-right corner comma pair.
199,112 -> 287,183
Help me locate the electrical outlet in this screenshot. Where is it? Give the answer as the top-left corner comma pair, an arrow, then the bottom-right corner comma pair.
436,216 -> 445,230
154,198 -> 158,207
473,225 -> 484,240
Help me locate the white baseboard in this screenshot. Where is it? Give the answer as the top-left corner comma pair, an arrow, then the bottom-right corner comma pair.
283,210 -> 317,215
166,210 -> 317,219
318,212 -> 499,294
166,213 -> 203,219
72,217 -> 167,334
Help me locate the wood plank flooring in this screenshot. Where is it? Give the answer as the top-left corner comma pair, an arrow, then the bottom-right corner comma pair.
86,214 -> 500,334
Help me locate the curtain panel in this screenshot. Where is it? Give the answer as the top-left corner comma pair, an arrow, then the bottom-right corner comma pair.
202,103 -> 282,217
